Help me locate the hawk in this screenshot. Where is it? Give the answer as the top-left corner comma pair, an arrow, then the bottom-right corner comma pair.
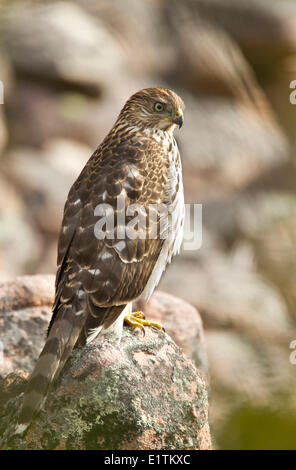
16,88 -> 185,433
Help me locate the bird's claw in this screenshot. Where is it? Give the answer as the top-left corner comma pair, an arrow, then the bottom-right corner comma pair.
124,311 -> 164,333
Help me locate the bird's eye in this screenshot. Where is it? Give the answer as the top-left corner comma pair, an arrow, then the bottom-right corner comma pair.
154,102 -> 164,112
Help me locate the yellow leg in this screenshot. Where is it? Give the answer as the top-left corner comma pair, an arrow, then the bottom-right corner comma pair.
124,311 -> 164,332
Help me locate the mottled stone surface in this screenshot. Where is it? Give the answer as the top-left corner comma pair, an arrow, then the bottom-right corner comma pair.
1,328 -> 211,450
0,275 -> 54,377
0,274 -> 208,381
0,275 -> 211,449
135,291 -> 208,379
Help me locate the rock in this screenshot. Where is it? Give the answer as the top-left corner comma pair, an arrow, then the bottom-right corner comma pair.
5,80 -> 107,148
4,72 -> 153,150
160,0 -> 291,200
159,230 -> 296,448
5,81 -> 86,148
179,93 -> 289,201
2,139 -> 91,237
182,0 -> 296,145
0,0 -> 295,451
202,191 -> 296,316
203,191 -> 296,245
134,291 -> 208,378
1,326 -> 211,450
0,275 -> 211,449
163,2 -> 267,105
0,274 -> 208,380
0,2 -> 123,95
159,245 -> 292,341
188,0 -> 296,73
78,0 -> 169,77
0,138 -> 92,276
0,275 -> 54,377
0,178 -> 41,281
236,192 -> 296,317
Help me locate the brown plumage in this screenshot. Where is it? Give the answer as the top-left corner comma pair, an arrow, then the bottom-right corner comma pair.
16,88 -> 185,433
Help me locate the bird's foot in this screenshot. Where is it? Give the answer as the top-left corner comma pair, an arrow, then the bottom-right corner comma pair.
124,311 -> 164,334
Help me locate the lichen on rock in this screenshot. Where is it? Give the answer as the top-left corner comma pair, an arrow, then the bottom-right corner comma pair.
1,327 -> 211,450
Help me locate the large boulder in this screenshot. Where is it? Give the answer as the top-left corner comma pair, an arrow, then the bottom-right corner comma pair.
1,328 -> 211,450
0,275 -> 211,449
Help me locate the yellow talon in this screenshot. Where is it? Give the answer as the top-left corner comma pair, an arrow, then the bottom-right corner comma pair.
124,311 -> 164,332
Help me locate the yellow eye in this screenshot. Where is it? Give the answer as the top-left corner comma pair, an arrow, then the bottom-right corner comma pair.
154,102 -> 164,112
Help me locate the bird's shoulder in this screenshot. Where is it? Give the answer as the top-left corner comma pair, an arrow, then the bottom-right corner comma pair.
54,127 -> 170,290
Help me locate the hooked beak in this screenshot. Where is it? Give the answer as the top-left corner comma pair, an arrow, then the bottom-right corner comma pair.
172,109 -> 184,128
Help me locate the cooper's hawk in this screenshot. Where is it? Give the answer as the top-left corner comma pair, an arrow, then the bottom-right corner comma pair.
16,88 -> 185,433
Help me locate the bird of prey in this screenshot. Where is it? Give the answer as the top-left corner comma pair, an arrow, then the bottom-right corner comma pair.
16,87 -> 185,433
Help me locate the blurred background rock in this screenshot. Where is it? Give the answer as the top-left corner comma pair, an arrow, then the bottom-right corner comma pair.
0,0 -> 296,449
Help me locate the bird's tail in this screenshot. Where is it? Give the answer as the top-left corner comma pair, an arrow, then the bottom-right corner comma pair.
15,303 -> 85,434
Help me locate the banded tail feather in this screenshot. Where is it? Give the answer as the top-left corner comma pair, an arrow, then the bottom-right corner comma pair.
15,300 -> 125,435
15,302 -> 86,434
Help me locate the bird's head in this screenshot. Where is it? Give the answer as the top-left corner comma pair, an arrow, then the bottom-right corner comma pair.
117,87 -> 185,132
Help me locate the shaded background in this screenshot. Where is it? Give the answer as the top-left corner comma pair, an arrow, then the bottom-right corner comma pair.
0,0 -> 296,449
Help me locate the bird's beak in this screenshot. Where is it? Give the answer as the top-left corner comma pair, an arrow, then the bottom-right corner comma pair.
172,109 -> 184,128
